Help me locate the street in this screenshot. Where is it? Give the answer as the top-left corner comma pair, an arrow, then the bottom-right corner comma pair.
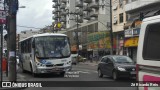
17,63 -> 137,90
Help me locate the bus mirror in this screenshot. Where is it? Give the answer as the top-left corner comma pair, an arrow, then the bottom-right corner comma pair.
32,40 -> 35,48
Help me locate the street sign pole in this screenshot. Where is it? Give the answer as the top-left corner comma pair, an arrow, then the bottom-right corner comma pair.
8,0 -> 18,82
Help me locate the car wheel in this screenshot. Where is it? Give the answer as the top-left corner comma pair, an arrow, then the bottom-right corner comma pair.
112,71 -> 118,80
98,69 -> 103,78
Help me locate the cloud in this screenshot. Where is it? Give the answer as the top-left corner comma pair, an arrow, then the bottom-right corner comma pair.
17,0 -> 53,33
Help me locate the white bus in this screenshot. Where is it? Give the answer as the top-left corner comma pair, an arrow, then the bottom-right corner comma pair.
19,33 -> 72,77
137,15 -> 160,90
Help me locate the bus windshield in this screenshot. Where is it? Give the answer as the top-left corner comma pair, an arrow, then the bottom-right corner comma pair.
35,36 -> 71,58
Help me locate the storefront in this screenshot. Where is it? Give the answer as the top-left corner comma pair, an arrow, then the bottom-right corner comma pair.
124,27 -> 140,62
87,32 -> 116,57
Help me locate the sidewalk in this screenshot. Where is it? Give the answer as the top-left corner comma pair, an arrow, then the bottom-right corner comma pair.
0,70 -> 27,90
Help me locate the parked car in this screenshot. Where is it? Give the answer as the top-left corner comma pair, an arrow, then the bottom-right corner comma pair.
97,55 -> 136,80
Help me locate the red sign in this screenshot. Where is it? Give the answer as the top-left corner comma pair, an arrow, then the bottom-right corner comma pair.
0,10 -> 6,24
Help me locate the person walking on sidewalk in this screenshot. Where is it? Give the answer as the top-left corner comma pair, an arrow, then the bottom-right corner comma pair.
89,54 -> 93,63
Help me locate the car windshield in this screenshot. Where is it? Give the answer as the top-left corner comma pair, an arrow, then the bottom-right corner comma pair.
112,56 -> 133,63
35,36 -> 71,58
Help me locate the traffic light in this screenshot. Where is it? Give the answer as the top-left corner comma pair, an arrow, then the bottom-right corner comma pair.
140,12 -> 144,21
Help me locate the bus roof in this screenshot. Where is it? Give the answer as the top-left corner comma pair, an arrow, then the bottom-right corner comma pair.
19,33 -> 67,42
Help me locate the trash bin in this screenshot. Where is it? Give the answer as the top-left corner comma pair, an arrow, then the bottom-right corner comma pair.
2,57 -> 6,71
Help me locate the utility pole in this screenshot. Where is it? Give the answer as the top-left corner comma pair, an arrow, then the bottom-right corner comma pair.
76,14 -> 79,59
8,0 -> 18,81
109,0 -> 113,55
0,24 -> 3,86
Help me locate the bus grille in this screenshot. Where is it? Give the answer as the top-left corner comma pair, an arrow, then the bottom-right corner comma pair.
46,65 -> 54,67
55,64 -> 64,66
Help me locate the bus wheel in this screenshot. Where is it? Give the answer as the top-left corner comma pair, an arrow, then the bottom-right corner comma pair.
59,72 -> 65,77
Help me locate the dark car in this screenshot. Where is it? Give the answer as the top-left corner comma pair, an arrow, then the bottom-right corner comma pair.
97,55 -> 136,80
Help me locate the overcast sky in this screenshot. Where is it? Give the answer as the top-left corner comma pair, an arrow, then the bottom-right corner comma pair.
17,0 -> 53,33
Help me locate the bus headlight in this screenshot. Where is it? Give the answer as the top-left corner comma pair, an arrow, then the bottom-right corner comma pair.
36,62 -> 45,67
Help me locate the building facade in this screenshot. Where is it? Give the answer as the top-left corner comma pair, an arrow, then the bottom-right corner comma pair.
112,0 -> 126,55
124,0 -> 160,62
53,0 -> 112,58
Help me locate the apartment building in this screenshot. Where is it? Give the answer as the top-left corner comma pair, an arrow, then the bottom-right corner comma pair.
59,0 -> 111,58
112,0 -> 126,55
124,0 -> 160,62
52,0 -> 76,30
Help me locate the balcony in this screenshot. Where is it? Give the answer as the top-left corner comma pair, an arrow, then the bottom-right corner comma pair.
60,4 -> 66,9
90,2 -> 99,9
84,0 -> 92,3
61,10 -> 67,15
61,0 -> 67,3
55,2 -> 61,6
83,14 -> 90,20
52,0 -> 58,2
125,0 -> 160,12
90,10 -> 98,17
52,4 -> 58,8
83,5 -> 92,11
52,10 -> 58,14
55,8 -> 61,12
75,9 -> 83,16
75,0 -> 83,7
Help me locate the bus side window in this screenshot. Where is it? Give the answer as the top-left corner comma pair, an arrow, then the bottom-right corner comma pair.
143,23 -> 160,60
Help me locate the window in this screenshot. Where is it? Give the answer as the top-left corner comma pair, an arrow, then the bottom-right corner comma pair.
119,0 -> 123,8
119,13 -> 123,23
143,23 -> 160,60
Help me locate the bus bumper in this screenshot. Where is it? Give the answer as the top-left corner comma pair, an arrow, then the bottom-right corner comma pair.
35,66 -> 72,74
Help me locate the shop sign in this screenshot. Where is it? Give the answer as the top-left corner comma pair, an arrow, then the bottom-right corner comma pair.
133,28 -> 140,36
125,29 -> 132,37
124,37 -> 139,47
125,28 -> 140,37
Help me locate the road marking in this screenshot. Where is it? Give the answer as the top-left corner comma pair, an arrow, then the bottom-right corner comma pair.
77,71 -> 90,74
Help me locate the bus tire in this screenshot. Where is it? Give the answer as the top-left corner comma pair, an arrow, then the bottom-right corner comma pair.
30,63 -> 37,77
59,72 -> 65,77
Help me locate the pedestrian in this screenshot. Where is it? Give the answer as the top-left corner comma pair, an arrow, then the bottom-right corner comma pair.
89,54 -> 93,63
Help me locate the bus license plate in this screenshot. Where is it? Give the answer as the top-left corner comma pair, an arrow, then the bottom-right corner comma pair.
130,71 -> 136,74
53,67 -> 59,71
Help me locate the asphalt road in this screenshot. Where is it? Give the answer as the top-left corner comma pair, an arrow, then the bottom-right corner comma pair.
19,63 -> 137,90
